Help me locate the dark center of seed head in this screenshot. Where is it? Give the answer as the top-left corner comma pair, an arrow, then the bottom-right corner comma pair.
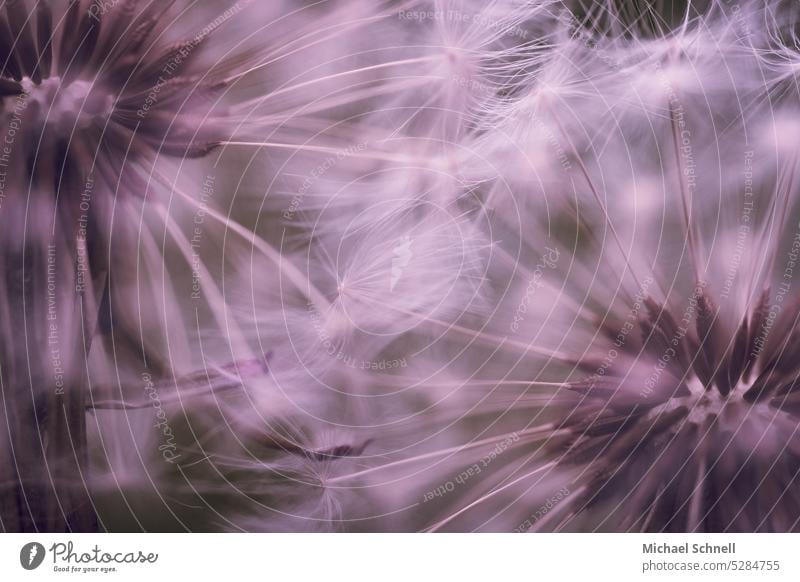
20,76 -> 113,130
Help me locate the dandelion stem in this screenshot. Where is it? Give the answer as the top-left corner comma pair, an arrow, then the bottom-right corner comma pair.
668,98 -> 702,283
363,298 -> 578,361
234,56 -> 441,105
327,425 -> 559,484
426,461 -> 558,532
549,108 -> 647,293
152,169 -> 332,314
221,140 -> 423,164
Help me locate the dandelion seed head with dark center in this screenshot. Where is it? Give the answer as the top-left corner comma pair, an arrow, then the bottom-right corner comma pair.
0,1 -> 265,532
0,0 -> 231,207
0,1 -> 252,387
547,285 -> 800,532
